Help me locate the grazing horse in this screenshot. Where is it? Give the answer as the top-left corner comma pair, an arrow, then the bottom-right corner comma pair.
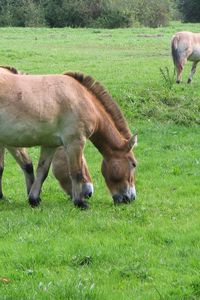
171,31 -> 200,83
0,66 -> 94,200
0,71 -> 137,208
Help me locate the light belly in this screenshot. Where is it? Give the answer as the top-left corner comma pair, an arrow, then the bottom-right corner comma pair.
188,46 -> 200,61
0,117 -> 62,147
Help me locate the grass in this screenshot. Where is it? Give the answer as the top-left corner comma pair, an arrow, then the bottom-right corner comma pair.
0,22 -> 200,299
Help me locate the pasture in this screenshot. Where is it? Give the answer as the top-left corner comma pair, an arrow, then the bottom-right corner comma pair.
0,22 -> 200,299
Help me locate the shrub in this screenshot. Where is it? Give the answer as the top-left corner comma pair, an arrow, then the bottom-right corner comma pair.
91,9 -> 132,28
0,0 -> 133,28
42,0 -> 67,28
0,0 -> 170,28
177,0 -> 200,23
24,0 -> 46,27
134,0 -> 170,28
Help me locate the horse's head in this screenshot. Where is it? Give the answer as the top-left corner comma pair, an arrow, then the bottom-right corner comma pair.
101,134 -> 137,204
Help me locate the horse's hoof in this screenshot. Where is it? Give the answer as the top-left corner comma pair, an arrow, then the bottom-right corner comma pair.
187,78 -> 192,84
176,80 -> 181,84
74,199 -> 89,209
0,192 -> 4,199
29,197 -> 41,207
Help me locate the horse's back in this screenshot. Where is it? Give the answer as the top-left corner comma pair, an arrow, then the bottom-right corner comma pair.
0,73 -> 83,114
172,31 -> 200,46
0,73 -> 96,147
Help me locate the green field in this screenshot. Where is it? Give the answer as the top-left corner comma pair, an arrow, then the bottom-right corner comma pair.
0,22 -> 200,299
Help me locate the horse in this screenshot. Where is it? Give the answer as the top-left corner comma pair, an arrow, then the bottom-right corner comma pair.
0,70 -> 137,209
171,31 -> 200,83
0,66 -> 93,200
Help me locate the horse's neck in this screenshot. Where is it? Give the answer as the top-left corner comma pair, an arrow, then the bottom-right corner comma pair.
90,113 -> 125,157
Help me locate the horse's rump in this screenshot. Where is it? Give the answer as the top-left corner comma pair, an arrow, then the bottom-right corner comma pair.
171,31 -> 200,83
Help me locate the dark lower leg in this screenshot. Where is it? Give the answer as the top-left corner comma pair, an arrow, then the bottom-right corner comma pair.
71,171 -> 88,209
176,66 -> 183,83
7,147 -> 35,196
0,147 -> 5,199
188,62 -> 198,83
0,165 -> 4,199
23,162 -> 35,194
65,141 -> 88,209
28,147 -> 55,207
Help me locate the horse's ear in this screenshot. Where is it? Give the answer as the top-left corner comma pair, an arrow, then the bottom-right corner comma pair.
125,134 -> 137,152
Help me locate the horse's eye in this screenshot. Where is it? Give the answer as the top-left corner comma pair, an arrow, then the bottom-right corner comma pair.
131,161 -> 137,168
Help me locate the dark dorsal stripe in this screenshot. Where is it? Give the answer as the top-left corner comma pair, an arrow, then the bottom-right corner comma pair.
0,65 -> 19,74
65,72 -> 131,140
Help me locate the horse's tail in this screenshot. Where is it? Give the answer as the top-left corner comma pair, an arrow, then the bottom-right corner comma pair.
171,35 -> 182,71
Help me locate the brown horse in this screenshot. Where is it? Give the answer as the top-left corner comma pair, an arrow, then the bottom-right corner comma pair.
0,66 -> 93,200
171,31 -> 200,83
0,71 -> 137,208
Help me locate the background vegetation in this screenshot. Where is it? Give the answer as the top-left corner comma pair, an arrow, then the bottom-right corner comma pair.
0,0 -> 199,29
0,22 -> 200,299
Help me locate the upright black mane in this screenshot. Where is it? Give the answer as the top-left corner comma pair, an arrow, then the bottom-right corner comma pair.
65,72 -> 131,140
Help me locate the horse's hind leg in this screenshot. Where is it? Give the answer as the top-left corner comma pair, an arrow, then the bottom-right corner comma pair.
28,147 -> 56,207
176,56 -> 188,83
7,147 -> 34,195
0,147 -> 5,199
188,61 -> 198,83
176,64 -> 183,84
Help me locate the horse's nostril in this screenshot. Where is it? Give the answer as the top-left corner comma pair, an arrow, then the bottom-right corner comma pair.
123,194 -> 130,203
113,194 -> 123,205
85,192 -> 92,198
82,183 -> 94,198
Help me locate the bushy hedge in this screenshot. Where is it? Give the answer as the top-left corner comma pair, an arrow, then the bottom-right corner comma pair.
135,0 -> 170,28
0,0 -> 171,28
177,0 -> 200,22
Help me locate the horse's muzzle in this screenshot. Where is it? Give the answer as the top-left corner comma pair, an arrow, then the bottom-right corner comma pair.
82,182 -> 94,198
112,187 -> 136,205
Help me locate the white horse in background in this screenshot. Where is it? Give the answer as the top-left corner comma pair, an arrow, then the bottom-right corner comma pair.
171,31 -> 200,83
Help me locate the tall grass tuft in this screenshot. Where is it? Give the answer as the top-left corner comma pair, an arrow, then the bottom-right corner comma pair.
159,66 -> 174,91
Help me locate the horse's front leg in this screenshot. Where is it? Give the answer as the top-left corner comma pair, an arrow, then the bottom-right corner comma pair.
7,147 -> 34,196
28,147 -> 56,207
65,139 -> 88,209
0,147 -> 5,199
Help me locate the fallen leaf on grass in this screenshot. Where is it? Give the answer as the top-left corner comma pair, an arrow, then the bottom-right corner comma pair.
0,277 -> 11,283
